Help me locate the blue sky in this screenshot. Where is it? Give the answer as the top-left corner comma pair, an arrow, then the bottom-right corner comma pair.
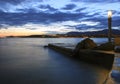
0,0 -> 120,36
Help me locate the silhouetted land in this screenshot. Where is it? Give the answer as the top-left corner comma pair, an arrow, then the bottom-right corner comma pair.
5,29 -> 120,38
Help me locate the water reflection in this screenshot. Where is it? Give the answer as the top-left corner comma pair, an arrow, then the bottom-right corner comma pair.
48,48 -> 112,84
110,53 -> 120,84
0,38 -> 118,84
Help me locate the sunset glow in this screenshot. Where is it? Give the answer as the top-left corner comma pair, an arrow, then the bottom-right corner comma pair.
0,28 -> 45,37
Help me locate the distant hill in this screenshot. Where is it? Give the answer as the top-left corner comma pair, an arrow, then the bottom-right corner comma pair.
5,29 -> 120,38
66,29 -> 120,36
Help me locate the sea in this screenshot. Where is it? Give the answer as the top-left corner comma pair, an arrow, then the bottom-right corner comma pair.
0,38 -> 120,84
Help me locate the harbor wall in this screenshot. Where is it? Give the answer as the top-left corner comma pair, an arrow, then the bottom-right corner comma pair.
48,44 -> 114,70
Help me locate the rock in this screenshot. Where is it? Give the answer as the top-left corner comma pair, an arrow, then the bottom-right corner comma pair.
75,38 -> 97,49
72,38 -> 97,57
96,42 -> 115,51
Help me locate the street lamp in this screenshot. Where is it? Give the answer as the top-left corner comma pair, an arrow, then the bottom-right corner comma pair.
108,10 -> 112,43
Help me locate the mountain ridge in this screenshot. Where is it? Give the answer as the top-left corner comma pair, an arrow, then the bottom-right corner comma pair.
66,29 -> 120,36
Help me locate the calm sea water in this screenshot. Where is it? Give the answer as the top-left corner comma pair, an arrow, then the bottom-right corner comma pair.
0,38 -> 119,84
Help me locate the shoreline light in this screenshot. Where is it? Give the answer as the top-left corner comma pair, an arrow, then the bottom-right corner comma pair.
108,10 -> 112,18
108,10 -> 112,43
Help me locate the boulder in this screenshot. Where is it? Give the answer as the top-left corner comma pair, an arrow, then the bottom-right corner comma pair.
75,38 -> 97,49
73,38 -> 97,57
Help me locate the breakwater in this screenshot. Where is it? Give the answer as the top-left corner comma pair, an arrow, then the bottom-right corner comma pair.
48,43 -> 115,70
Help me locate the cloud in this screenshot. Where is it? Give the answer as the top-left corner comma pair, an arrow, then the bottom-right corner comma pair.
75,7 -> 87,12
65,21 -> 102,30
0,9 -> 120,32
0,11 -> 87,27
0,0 -> 120,35
0,0 -> 23,4
0,0 -> 46,13
0,22 -> 79,36
112,17 -> 120,27
39,5 -> 58,12
15,4 -> 58,13
26,28 -> 38,30
71,0 -> 120,3
0,0 -> 44,4
61,4 -> 76,10
16,8 -> 38,13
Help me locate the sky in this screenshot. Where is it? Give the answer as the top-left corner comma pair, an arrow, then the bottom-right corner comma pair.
0,0 -> 120,37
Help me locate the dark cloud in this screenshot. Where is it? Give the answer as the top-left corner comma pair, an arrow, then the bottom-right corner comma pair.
71,0 -> 120,3
0,10 -> 120,30
74,24 -> 104,30
0,12 -> 86,27
0,0 -> 23,4
39,5 -> 58,11
112,17 -> 120,27
0,0 -> 43,4
0,9 -> 4,13
66,20 -> 105,30
17,8 -> 38,13
0,3 -> 58,13
64,11 -> 120,30
0,6 -> 119,31
17,5 -> 57,13
62,4 -> 76,10
90,15 -> 120,28
0,0 -> 119,33
39,5 -> 51,9
75,7 -> 87,12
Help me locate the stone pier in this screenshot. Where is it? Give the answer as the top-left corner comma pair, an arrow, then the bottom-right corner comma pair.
48,43 -> 115,70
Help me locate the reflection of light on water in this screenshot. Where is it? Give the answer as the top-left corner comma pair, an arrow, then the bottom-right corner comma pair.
103,53 -> 120,84
111,70 -> 120,84
109,53 -> 120,84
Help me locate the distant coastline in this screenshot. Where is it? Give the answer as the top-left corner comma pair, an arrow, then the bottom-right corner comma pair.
1,29 -> 120,38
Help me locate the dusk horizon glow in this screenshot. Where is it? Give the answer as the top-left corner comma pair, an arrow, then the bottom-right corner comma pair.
0,0 -> 120,37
